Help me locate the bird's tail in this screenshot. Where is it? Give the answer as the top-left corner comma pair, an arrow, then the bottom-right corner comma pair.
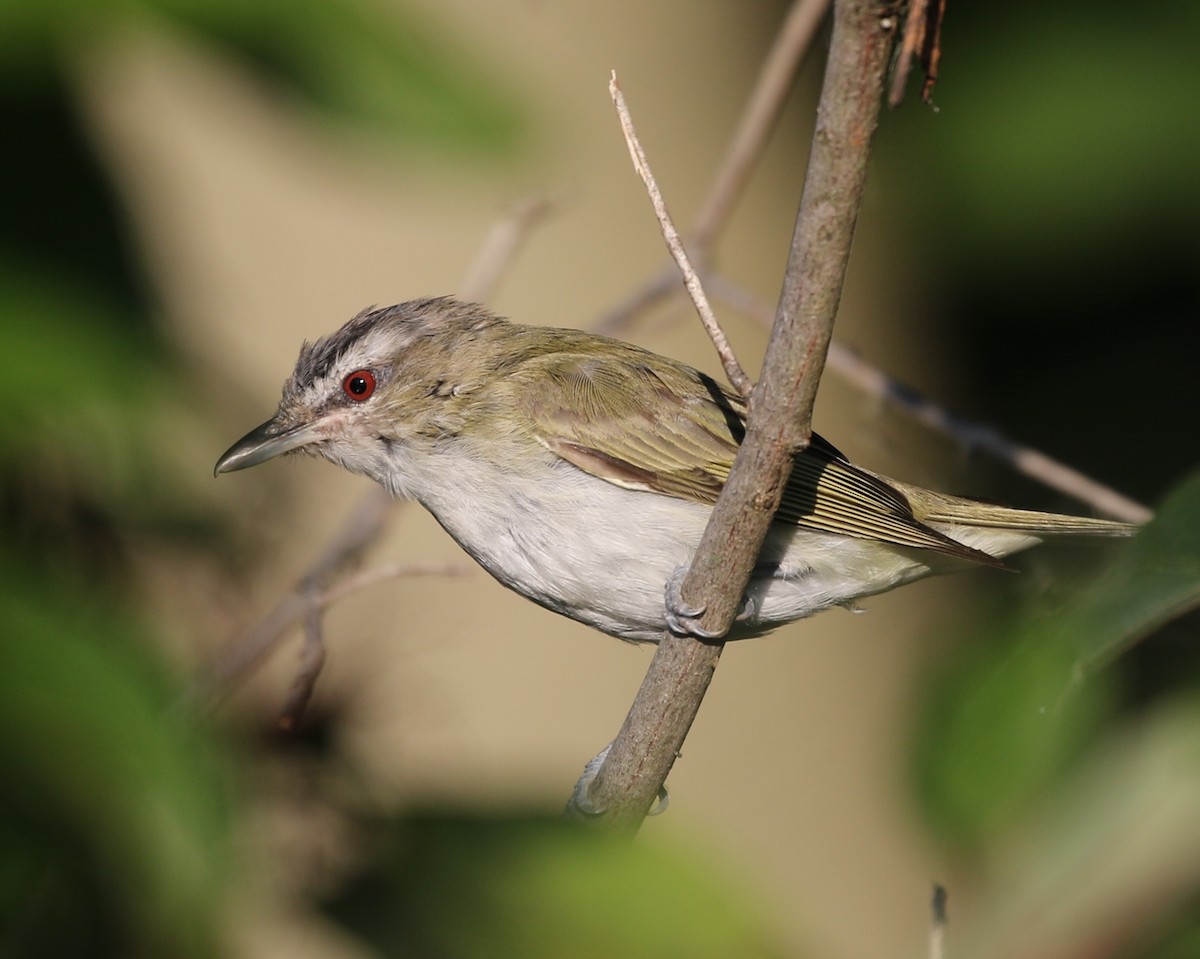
900,484 -> 1140,536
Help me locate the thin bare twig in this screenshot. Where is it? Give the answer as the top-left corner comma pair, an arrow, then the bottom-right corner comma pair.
317,561 -> 474,608
610,72 -> 752,397
828,345 -> 1152,523
272,563 -> 473,730
579,0 -> 897,834
707,273 -> 1153,524
596,0 -> 829,335
278,584 -> 328,732
186,487 -> 392,711
460,195 -> 555,302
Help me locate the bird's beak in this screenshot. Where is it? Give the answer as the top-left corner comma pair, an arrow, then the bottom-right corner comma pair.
214,417 -> 322,475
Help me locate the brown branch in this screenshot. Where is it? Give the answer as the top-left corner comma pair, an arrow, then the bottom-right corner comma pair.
186,487 -> 392,712
459,195 -> 555,302
278,584 -> 327,732
577,0 -> 897,834
609,73 -> 751,397
706,273 -> 1153,524
692,0 -> 832,247
595,0 -> 829,335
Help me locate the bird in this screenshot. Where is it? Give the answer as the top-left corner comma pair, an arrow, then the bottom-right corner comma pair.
215,297 -> 1136,642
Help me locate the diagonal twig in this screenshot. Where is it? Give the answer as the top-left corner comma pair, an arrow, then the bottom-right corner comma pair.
459,195 -> 555,302
185,487 -> 392,713
609,73 -> 751,397
692,0 -> 832,247
278,582 -> 328,733
595,0 -> 830,335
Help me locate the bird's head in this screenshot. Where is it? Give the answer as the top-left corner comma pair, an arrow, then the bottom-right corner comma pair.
214,297 -> 502,478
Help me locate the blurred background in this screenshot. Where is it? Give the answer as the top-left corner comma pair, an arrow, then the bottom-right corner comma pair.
3,1 -> 1199,957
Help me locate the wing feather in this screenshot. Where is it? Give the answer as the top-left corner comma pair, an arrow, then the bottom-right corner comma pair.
502,345 -> 1002,567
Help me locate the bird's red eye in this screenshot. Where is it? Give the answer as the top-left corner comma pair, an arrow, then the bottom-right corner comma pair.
343,369 -> 376,401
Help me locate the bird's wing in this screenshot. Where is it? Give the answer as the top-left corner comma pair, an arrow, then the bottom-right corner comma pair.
504,349 -> 1002,567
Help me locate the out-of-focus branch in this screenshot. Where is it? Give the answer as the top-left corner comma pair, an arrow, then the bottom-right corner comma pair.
459,195 -> 554,302
577,0 -> 897,834
186,487 -> 392,712
595,0 -> 830,335
278,583 -> 328,733
692,0 -> 832,247
930,884 -> 948,959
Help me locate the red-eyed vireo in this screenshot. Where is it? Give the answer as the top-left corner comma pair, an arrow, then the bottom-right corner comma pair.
215,297 -> 1135,641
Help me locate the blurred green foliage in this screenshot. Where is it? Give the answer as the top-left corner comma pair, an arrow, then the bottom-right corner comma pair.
0,558 -> 233,958
0,0 -> 524,954
325,812 -> 783,959
912,617 -> 1112,846
910,470 -> 1200,956
883,5 -> 1200,945
913,471 -> 1200,846
0,0 -> 523,150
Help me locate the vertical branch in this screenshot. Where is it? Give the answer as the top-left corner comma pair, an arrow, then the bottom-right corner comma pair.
576,0 -> 898,834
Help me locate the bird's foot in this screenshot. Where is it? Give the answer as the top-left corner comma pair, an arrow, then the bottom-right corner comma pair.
664,565 -> 720,638
564,743 -> 669,819
664,565 -> 755,639
565,743 -> 611,818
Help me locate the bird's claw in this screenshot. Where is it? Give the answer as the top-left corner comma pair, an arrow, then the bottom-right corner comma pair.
664,565 -> 756,638
664,565 -> 725,638
565,743 -> 611,818
734,594 -> 757,624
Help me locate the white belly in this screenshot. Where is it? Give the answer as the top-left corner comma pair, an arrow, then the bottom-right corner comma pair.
406,452 -> 962,642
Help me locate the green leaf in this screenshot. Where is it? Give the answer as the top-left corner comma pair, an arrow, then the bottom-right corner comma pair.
955,699 -> 1200,959
911,621 -> 1112,847
1055,469 -> 1200,682
912,470 -> 1200,846
0,0 -> 525,152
